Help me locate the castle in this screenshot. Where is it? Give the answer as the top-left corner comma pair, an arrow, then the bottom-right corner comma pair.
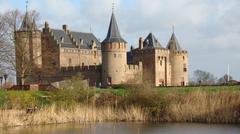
15,9 -> 189,87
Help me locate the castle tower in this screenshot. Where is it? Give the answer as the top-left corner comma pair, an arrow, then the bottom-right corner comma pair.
101,12 -> 127,87
15,11 -> 42,85
167,30 -> 188,86
135,33 -> 171,86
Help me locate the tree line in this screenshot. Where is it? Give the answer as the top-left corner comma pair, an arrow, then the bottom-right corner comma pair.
190,69 -> 235,86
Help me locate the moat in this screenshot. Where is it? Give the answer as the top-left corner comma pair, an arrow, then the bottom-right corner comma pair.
2,122 -> 240,134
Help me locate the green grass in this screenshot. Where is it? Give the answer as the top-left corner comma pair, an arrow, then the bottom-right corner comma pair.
1,85 -> 240,109
0,90 -> 51,109
96,88 -> 128,96
156,85 -> 240,93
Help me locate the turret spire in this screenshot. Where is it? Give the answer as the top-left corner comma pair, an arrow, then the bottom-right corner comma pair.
172,24 -> 175,33
19,11 -> 31,31
166,27 -> 182,51
19,0 -> 38,31
26,0 -> 29,13
112,1 -> 115,13
102,11 -> 126,43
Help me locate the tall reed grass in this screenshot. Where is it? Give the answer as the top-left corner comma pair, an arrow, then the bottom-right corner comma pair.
1,86 -> 240,128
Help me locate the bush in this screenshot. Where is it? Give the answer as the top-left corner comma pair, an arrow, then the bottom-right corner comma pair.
119,86 -> 170,121
49,74 -> 96,108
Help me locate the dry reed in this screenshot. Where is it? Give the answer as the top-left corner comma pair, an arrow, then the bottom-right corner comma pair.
1,90 -> 240,128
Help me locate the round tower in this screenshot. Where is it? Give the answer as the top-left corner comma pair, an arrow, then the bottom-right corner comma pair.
101,12 -> 127,87
15,11 -> 42,85
167,32 -> 189,86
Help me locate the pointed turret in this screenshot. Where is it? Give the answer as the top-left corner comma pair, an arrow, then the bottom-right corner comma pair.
166,32 -> 182,51
19,12 -> 32,31
143,33 -> 162,49
102,13 -> 126,43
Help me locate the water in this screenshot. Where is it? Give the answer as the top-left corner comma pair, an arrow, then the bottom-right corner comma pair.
1,122 -> 240,134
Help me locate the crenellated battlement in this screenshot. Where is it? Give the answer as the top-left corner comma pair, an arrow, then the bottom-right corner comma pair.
61,65 -> 101,72
155,48 -> 170,54
102,42 -> 127,51
132,48 -> 170,55
125,62 -> 142,72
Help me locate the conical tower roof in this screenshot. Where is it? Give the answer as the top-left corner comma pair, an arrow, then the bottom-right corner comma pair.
143,33 -> 162,49
19,11 -> 38,31
102,13 -> 126,43
19,12 -> 32,31
166,32 -> 182,51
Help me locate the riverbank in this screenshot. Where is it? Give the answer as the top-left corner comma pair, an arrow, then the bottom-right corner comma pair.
1,85 -> 240,128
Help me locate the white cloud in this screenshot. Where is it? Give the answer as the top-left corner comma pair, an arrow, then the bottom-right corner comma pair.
1,0 -> 240,80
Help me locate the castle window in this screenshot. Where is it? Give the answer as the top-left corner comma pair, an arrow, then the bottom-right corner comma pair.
160,60 -> 162,66
183,56 -> 185,60
68,58 -> 72,66
114,53 -> 117,58
60,37 -> 64,43
82,62 -> 84,66
158,56 -> 161,60
94,51 -> 97,58
183,64 -> 187,72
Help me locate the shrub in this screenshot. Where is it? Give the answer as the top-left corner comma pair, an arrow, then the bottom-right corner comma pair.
119,86 -> 170,121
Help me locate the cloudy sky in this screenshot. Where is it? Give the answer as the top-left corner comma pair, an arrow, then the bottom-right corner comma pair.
0,0 -> 240,80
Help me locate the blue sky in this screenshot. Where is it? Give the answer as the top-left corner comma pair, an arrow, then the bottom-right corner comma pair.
0,0 -> 240,80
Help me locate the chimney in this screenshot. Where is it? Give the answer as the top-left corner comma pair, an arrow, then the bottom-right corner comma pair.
139,37 -> 143,49
62,24 -> 68,32
45,21 -> 49,28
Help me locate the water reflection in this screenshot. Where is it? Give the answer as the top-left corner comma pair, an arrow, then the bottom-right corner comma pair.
1,122 -> 240,134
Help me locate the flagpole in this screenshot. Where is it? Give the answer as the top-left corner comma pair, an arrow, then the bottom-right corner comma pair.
227,64 -> 230,82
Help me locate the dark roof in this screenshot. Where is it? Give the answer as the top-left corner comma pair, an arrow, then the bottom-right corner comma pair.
143,33 -> 162,49
51,29 -> 101,49
166,33 -> 182,51
51,29 -> 74,47
102,13 -> 126,43
71,32 -> 101,49
19,12 -> 38,31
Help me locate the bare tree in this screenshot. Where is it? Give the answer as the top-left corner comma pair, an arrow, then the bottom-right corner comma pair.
217,74 -> 233,85
193,69 -> 217,85
0,9 -> 40,85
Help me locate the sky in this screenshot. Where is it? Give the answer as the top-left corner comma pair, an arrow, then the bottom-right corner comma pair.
0,0 -> 239,80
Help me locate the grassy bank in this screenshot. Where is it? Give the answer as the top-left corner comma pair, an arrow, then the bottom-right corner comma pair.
0,85 -> 240,128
